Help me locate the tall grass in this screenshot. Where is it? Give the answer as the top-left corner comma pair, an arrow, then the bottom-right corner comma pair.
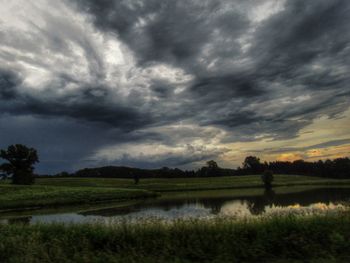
1,213 -> 349,262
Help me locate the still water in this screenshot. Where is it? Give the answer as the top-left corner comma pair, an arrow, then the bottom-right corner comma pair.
1,187 -> 350,224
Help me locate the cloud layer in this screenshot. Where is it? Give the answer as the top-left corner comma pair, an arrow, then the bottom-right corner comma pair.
0,0 -> 349,172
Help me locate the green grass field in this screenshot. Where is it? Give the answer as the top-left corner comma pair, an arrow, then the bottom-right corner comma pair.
35,174 -> 350,192
1,175 -> 350,262
0,184 -> 156,211
0,213 -> 349,263
1,174 -> 350,211
0,175 -> 350,210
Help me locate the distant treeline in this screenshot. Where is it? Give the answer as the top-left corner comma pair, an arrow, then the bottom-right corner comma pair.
48,166 -> 232,179
238,156 -> 350,179
44,156 -> 350,179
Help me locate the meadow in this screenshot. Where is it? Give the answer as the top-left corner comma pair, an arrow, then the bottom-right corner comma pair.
1,174 -> 350,211
1,175 -> 350,262
35,174 -> 350,192
0,213 -> 349,263
0,184 -> 156,211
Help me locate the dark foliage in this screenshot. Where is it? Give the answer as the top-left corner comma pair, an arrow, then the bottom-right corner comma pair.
0,144 -> 39,184
242,156 -> 265,174
265,158 -> 350,179
66,160 -> 237,179
237,156 -> 350,179
44,156 -> 350,179
261,170 -> 274,189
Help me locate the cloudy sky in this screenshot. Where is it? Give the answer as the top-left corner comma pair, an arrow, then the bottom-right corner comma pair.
1,0 -> 349,173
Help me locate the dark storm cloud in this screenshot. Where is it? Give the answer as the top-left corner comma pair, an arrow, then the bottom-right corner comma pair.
72,0 -> 350,140
0,72 -> 153,131
72,0 -> 249,67
192,74 -> 264,99
248,0 -> 350,105
252,0 -> 350,74
0,114 -> 162,173
0,69 -> 22,100
199,0 -> 350,140
1,0 -> 350,172
4,0 -> 348,137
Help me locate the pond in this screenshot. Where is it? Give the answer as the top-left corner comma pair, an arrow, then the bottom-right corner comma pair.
1,187 -> 350,224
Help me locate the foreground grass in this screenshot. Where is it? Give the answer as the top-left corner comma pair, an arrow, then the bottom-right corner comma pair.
0,185 -> 156,211
0,214 -> 350,263
36,174 -> 350,192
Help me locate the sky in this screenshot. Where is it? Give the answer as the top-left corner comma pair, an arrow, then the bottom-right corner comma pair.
0,0 -> 349,174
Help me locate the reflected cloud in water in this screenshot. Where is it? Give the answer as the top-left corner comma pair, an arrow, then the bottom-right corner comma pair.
1,188 -> 350,224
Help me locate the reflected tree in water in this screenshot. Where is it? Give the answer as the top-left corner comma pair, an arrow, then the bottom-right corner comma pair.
247,188 -> 276,215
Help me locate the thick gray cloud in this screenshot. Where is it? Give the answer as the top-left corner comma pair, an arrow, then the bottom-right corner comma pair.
0,70 -> 21,99
0,82 -> 153,131
0,0 -> 349,172
73,0 -> 250,68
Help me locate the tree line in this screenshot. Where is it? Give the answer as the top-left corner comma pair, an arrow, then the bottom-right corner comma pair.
58,156 -> 350,179
0,144 -> 349,185
237,156 -> 350,179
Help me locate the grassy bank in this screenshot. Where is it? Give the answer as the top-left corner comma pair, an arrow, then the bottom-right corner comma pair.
157,184 -> 350,202
0,185 -> 156,211
1,175 -> 350,212
36,174 -> 350,192
0,214 -> 349,263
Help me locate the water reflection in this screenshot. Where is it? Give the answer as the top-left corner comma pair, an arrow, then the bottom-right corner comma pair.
1,187 -> 350,224
247,188 -> 276,215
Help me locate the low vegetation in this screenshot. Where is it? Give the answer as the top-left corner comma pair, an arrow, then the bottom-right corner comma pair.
35,174 -> 350,192
0,213 -> 349,263
0,185 -> 156,211
1,174 -> 350,211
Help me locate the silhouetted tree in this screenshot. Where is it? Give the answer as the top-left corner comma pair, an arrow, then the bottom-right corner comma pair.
194,160 -> 221,177
206,160 -> 219,169
243,156 -> 264,174
0,144 -> 39,185
261,170 -> 274,189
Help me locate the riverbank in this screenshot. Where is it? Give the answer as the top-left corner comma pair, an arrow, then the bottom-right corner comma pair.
1,174 -> 350,211
1,213 -> 349,263
0,185 -> 157,211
